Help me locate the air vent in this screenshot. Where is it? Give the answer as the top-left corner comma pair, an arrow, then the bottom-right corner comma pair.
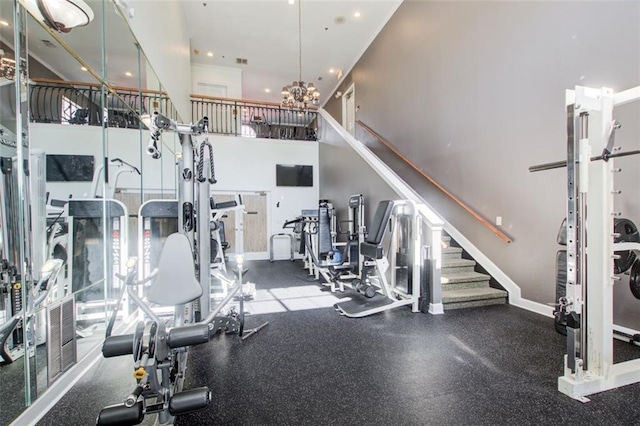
235,58 -> 248,65
41,39 -> 56,48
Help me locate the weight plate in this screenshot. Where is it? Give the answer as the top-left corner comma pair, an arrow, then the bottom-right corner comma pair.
630,260 -> 640,300
614,218 -> 640,274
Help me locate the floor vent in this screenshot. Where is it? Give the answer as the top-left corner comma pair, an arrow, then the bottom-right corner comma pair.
47,296 -> 76,385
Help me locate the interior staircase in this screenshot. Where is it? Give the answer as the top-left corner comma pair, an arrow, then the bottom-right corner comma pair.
440,235 -> 508,310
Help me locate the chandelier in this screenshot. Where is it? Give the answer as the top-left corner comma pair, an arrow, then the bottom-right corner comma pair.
281,0 -> 319,109
0,50 -> 27,82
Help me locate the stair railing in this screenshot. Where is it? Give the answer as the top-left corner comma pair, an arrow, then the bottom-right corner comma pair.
356,120 -> 511,244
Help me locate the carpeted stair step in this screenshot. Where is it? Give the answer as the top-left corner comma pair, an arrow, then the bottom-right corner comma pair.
441,271 -> 491,291
442,287 -> 508,310
441,258 -> 476,274
442,246 -> 463,260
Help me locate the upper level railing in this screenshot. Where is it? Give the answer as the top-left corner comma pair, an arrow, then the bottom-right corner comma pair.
191,94 -> 318,141
29,78 -> 178,128
356,120 -> 512,244
28,79 -> 318,142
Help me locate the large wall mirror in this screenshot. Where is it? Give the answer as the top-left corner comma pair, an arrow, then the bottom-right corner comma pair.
0,1 -> 181,423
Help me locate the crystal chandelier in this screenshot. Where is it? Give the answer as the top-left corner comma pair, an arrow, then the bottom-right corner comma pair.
281,0 -> 319,109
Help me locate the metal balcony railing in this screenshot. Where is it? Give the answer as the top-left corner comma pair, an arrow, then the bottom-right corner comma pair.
191,94 -> 318,141
29,78 -> 178,128
28,79 -> 318,142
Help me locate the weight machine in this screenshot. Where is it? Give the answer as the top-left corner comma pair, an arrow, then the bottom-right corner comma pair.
97,113 -> 267,425
530,84 -> 640,401
66,199 -> 129,322
334,200 -> 422,318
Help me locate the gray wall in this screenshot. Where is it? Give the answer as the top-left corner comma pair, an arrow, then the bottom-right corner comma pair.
319,120 -> 399,235
321,1 -> 640,326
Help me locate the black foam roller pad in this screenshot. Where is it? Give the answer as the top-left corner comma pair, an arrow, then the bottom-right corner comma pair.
169,387 -> 211,416
167,324 -> 210,348
95,401 -> 143,426
102,334 -> 134,358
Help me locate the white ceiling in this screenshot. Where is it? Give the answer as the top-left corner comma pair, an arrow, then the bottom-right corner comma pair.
3,0 -> 401,105
183,0 -> 402,104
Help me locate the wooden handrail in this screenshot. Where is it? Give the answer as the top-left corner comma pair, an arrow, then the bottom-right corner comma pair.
357,120 -> 512,244
190,93 -> 318,110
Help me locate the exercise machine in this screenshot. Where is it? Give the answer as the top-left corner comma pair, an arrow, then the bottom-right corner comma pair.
90,157 -> 141,199
333,200 -> 423,318
0,259 -> 63,364
96,113 -> 267,424
65,199 -> 129,321
327,194 -> 367,285
97,238 -> 246,425
529,84 -> 640,401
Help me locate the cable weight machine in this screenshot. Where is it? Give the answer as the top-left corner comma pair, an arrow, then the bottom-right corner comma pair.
530,85 -> 640,401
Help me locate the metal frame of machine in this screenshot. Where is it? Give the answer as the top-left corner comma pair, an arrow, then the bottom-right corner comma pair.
556,85 -> 640,401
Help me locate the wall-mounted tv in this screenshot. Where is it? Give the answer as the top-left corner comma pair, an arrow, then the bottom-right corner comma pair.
276,164 -> 313,187
46,154 -> 94,182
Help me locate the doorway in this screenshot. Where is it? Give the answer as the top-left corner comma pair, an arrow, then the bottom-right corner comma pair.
341,83 -> 356,136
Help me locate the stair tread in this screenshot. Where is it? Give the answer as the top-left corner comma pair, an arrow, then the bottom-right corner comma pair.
441,271 -> 490,283
442,258 -> 475,267
442,287 -> 508,302
442,246 -> 463,254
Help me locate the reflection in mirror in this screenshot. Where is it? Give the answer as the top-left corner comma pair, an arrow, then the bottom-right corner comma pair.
0,0 -> 185,420
0,1 -> 37,423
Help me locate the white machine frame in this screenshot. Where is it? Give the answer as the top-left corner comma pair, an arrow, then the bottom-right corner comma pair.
558,84 -> 640,401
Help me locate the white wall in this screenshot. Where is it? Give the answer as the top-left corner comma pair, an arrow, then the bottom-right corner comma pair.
122,1 -> 191,120
206,134 -> 319,237
29,124 -> 177,201
29,124 -> 319,243
191,64 -> 243,99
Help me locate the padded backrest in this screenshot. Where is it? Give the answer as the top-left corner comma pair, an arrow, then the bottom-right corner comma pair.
146,233 -> 203,306
318,205 -> 333,255
557,219 -> 567,246
366,201 -> 394,245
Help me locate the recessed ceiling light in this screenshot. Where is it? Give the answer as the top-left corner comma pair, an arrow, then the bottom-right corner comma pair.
265,88 -> 271,93
329,68 -> 335,74
207,51 -> 213,57
125,71 -> 132,77
288,0 -> 294,4
81,66 -> 87,71
353,11 -> 361,18
0,20 -> 9,27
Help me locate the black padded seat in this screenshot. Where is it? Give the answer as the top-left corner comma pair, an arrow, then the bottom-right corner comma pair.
366,201 -> 394,245
146,233 -> 202,306
359,201 -> 394,260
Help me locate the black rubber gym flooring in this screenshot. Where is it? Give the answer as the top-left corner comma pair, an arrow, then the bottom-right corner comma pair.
37,259 -> 640,425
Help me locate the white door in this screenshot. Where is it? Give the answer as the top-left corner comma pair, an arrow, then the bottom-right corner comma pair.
342,84 -> 356,136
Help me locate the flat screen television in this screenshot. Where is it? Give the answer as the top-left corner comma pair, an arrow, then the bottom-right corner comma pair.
276,164 -> 313,187
46,154 -> 94,182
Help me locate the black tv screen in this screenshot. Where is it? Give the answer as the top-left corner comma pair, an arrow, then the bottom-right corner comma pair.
46,155 -> 94,182
276,164 -> 313,187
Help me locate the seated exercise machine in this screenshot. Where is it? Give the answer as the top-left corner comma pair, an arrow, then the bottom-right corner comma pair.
286,201 -> 339,289
333,200 -> 423,318
95,113 -> 268,424
97,235 -> 255,425
325,194 -> 367,287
